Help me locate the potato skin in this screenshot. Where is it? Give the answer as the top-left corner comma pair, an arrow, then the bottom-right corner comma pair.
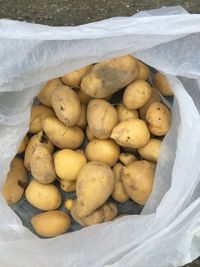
85,138 -> 120,167
25,179 -> 62,211
119,153 -> 137,166
77,104 -> 87,129
111,119 -> 150,149
17,135 -> 29,154
31,210 -> 71,237
116,104 -> 138,122
2,158 -> 28,205
77,90 -> 92,104
153,72 -> 173,96
87,99 -> 118,139
86,126 -> 95,141
76,161 -> 114,217
81,55 -> 139,98
51,85 -> 81,126
42,116 -> 84,149
136,61 -> 150,80
138,139 -> 161,162
60,180 -> 76,192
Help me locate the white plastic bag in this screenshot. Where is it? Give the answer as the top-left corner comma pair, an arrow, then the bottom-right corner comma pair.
0,5 -> 200,267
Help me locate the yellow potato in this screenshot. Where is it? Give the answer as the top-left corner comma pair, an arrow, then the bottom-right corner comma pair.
146,102 -> 171,136
24,131 -> 54,171
86,126 -> 95,141
29,105 -> 55,134
60,180 -> 76,192
119,153 -> 137,166
116,104 -> 139,122
17,135 -> 29,154
138,139 -> 162,162
77,104 -> 87,129
77,90 -> 92,104
64,199 -> 74,211
54,149 -> 87,181
51,85 -> 81,126
123,80 -> 152,109
42,116 -> 84,149
87,99 -> 118,139
61,65 -> 92,87
30,146 -> 56,184
85,139 -> 120,167
111,119 -> 150,149
153,72 -> 173,96
76,161 -> 114,217
112,163 -> 129,203
25,179 -> 61,211
31,210 -> 71,237
81,55 -> 139,98
122,160 -> 155,205
2,158 -> 28,205
136,61 -> 150,80
37,78 -> 63,107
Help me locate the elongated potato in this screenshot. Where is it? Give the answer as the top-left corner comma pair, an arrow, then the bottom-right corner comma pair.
81,55 -> 139,98
77,104 -> 87,129
138,139 -> 161,162
136,61 -> 150,80
51,85 -> 81,126
77,90 -> 92,104
31,210 -> 71,237
2,158 -> 28,205
42,116 -> 84,149
111,119 -> 150,149
116,104 -> 138,122
60,180 -> 76,192
86,126 -> 95,141
153,72 -> 173,96
87,99 -> 118,139
119,153 -> 137,166
17,135 -> 29,154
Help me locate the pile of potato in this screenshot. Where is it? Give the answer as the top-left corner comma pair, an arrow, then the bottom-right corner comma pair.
2,55 -> 173,238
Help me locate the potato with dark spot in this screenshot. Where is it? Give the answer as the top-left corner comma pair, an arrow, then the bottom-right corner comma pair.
138,139 -> 162,162
153,72 -> 173,96
116,104 -> 138,122
17,135 -> 29,154
136,61 -> 150,80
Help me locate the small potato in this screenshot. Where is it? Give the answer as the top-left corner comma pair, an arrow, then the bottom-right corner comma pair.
119,153 -> 137,166
64,199 -> 74,211
61,65 -> 92,87
116,104 -> 139,122
87,99 -> 118,139
138,139 -> 162,162
136,61 -> 150,80
111,119 -> 150,149
30,146 -> 56,184
123,80 -> 152,109
77,104 -> 87,129
54,149 -> 87,181
25,179 -> 61,211
86,126 -> 95,141
60,180 -> 76,192
81,55 -> 139,98
51,85 -> 81,126
153,72 -> 173,96
146,102 -> 171,136
31,210 -> 71,237
77,90 -> 92,104
42,116 -> 84,149
112,163 -> 129,203
76,161 -> 114,217
102,202 -> 118,222
17,135 -> 29,154
85,138 -> 120,167
122,160 -> 155,205
37,78 -> 63,107
2,158 -> 28,205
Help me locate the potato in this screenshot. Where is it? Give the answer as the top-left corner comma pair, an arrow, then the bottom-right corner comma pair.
25,179 -> 61,211
54,149 -> 87,181
76,161 -> 114,217
153,72 -> 173,96
77,90 -> 92,104
81,55 -> 139,98
77,104 -> 87,129
123,80 -> 152,109
17,135 -> 29,154
111,119 -> 150,149
37,78 -> 63,107
85,139 -> 120,167
138,139 -> 161,162
146,102 -> 171,136
51,85 -> 81,126
136,61 -> 150,80
31,210 -> 71,237
102,202 -> 118,222
87,99 -> 118,139
60,180 -> 76,192
112,163 -> 129,203
42,116 -> 84,149
2,158 -> 28,205
86,126 -> 95,141
30,146 -> 56,184
122,160 -> 155,205
61,65 -> 92,87
64,199 -> 74,211
116,104 -> 139,122
139,87 -> 160,120
24,131 -> 54,171
119,153 -> 137,166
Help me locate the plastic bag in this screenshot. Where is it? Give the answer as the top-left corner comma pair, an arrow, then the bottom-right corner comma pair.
0,5 -> 200,267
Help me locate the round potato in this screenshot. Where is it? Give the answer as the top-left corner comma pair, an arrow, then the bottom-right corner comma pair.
87,99 -> 118,139
116,104 -> 138,122
146,102 -> 171,136
37,78 -> 63,107
17,135 -> 29,154
123,80 -> 152,109
153,72 -> 173,96
25,179 -> 61,211
111,119 -> 150,149
136,61 -> 150,80
122,160 -> 155,205
119,153 -> 137,166
138,139 -> 162,162
42,116 -> 84,149
2,158 -> 28,205
51,85 -> 81,126
60,180 -> 76,192
77,104 -> 87,129
54,149 -> 87,181
86,126 -> 95,141
77,90 -> 92,104
31,210 -> 71,237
